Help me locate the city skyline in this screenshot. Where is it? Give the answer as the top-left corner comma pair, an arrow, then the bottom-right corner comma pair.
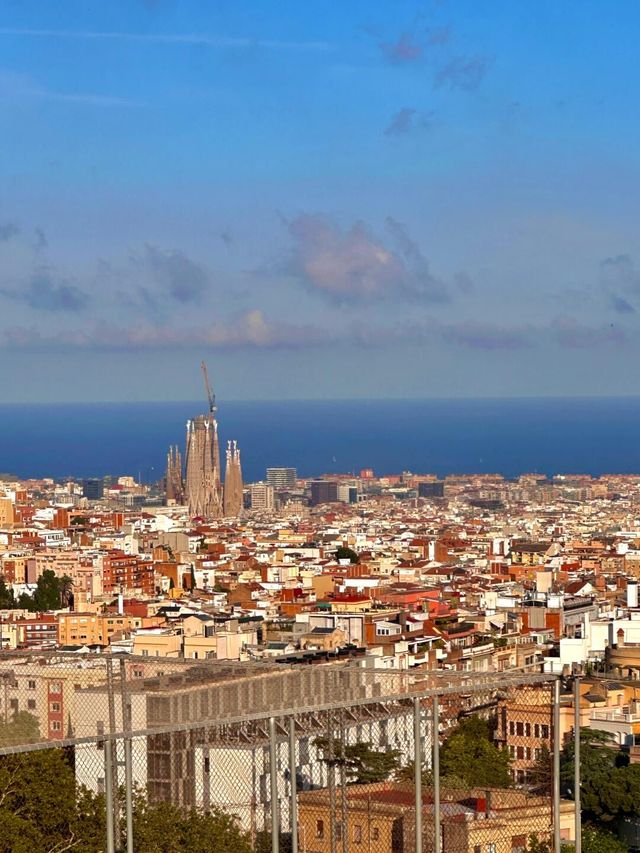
2,1 -> 640,402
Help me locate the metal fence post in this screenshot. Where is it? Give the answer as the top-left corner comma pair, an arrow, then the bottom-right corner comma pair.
574,677 -> 581,853
120,658 -> 134,853
269,716 -> 280,853
104,731 -> 116,853
413,698 -> 422,853
433,695 -> 440,853
106,655 -> 120,850
327,710 -> 337,853
339,708 -> 349,853
553,677 -> 561,853
289,716 -> 298,853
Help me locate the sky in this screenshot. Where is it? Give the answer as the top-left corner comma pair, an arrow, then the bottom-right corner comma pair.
2,0 -> 640,402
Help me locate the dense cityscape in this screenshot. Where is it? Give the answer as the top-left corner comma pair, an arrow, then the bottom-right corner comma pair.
0,375 -> 638,850
4,0 -> 640,849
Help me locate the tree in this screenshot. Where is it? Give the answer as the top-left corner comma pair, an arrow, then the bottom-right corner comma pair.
440,715 -> 513,789
335,546 -> 359,564
395,760 -> 466,790
59,575 -> 74,608
0,748 -> 253,853
314,737 -> 401,784
560,728 -> 630,824
0,748 -> 90,853
525,836 -> 551,853
130,790 -> 253,853
0,711 -> 40,747
0,578 -> 14,609
561,825 -> 627,853
26,570 -> 65,612
528,743 -> 552,795
560,728 -> 619,798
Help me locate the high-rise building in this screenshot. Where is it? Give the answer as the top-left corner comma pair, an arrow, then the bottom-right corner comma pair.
223,441 -> 243,517
337,483 -> 358,504
266,467 -> 297,489
418,480 -> 445,498
310,480 -> 338,506
82,478 -> 104,500
250,482 -> 274,512
165,445 -> 184,505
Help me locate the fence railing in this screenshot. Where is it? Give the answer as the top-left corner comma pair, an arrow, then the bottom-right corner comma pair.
0,654 -> 582,853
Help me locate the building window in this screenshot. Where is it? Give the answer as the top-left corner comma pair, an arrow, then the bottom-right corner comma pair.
9,699 -> 18,711
315,820 -> 324,839
509,721 -> 515,735
541,725 -> 549,739
49,682 -> 62,694
27,680 -> 36,690
525,723 -> 531,737
27,699 -> 36,710
371,827 -> 380,841
51,721 -> 62,732
50,702 -> 61,712
516,722 -> 524,736
534,724 -> 540,738
354,825 -> 362,844
487,844 -> 497,853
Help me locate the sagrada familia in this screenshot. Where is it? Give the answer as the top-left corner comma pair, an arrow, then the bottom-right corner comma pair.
164,364 -> 243,518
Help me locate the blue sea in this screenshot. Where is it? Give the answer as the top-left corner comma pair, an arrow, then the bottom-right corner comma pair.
1,398 -> 640,482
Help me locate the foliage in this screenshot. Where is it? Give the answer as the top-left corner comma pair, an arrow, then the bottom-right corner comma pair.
130,790 -> 253,853
0,711 -> 40,747
395,760 -> 466,790
335,546 -> 360,564
528,743 -> 552,795
0,578 -> 14,609
526,836 -> 551,853
314,737 -> 401,783
0,748 -> 253,853
0,748 -> 103,853
560,728 -> 619,798
16,570 -> 73,612
560,728 -> 637,824
440,714 -> 513,789
561,825 -> 627,853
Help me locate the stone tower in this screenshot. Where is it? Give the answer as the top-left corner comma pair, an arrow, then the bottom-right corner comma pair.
165,445 -> 184,504
223,440 -> 243,517
185,416 -> 223,518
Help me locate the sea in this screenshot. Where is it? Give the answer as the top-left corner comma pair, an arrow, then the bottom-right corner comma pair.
1,397 -> 640,483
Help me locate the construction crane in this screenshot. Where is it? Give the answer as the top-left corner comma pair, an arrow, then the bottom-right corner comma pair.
200,360 -> 216,415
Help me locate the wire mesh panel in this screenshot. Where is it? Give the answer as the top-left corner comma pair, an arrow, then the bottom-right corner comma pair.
431,680 -> 568,853
0,652 -> 564,853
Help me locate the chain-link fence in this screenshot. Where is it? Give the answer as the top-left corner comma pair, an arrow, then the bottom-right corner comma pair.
0,654 -> 582,852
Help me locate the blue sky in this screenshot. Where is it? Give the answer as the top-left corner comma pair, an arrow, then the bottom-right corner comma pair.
1,0 -> 640,402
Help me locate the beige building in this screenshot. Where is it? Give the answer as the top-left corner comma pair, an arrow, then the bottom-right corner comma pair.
57,612 -> 142,647
298,783 -> 575,853
133,629 -> 182,658
0,497 -> 14,528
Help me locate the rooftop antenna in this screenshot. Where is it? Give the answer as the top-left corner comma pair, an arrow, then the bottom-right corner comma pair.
200,360 -> 216,416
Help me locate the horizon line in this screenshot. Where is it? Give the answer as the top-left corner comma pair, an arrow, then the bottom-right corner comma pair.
2,393 -> 640,406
